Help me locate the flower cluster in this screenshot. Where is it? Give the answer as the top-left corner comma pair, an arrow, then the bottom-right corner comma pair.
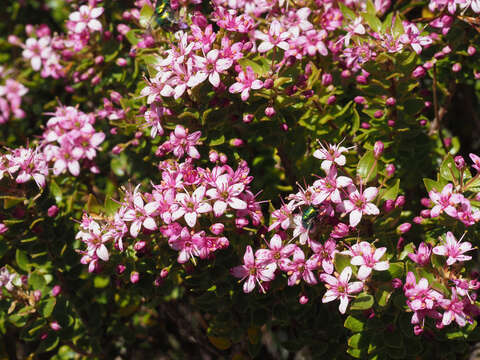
233,143 -> 387,314
0,146 -> 48,189
42,106 -> 105,176
77,141 -> 261,274
0,77 -> 28,124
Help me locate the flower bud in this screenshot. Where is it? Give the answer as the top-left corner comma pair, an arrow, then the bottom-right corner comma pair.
454,155 -> 466,170
116,58 -> 127,67
0,223 -> 7,234
412,66 -> 426,78
374,110 -> 384,118
341,69 -> 351,78
235,217 -> 249,228
94,55 -> 104,65
243,113 -> 253,123
395,195 -> 405,208
356,75 -> 368,84
33,290 -> 42,302
281,123 -> 289,131
413,216 -> 424,224
265,107 -> 276,117
40,333 -> 48,340
423,61 -> 434,70
7,35 -> 21,45
452,63 -> 462,73
442,45 -> 452,54
468,45 -> 476,56
263,78 -> 274,89
373,141 -> 384,158
321,73 -> 332,86
160,268 -> 169,278
299,295 -> 309,304
392,278 -> 403,288
219,153 -> 228,164
117,264 -> 126,274
397,222 -> 411,234
327,95 -> 336,105
354,96 -> 366,104
51,285 -> 62,297
444,137 -> 452,148
361,122 -> 370,129
420,209 -> 431,218
50,322 -> 61,331
387,119 -> 395,127
386,164 -> 395,176
47,205 -> 59,217
396,236 -> 405,251
386,97 -> 396,106
210,223 -> 224,235
383,199 -> 395,213
134,241 -> 146,251
209,150 -> 219,163
130,271 -> 140,284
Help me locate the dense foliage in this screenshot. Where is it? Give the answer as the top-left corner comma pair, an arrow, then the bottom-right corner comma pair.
3,0 -> 480,358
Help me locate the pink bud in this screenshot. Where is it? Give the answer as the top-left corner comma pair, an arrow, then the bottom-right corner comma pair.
265,107 -> 276,117
218,237 -> 229,248
386,164 -> 395,177
242,42 -> 253,52
392,278 -> 403,289
420,210 -> 431,218
327,95 -> 336,105
130,271 -> 140,283
383,199 -> 395,212
50,321 -> 61,331
209,150 -> 219,163
299,295 -> 309,304
354,96 -> 366,104
395,195 -> 405,207
117,264 -> 126,274
51,285 -> 62,297
281,123 -> 289,131
110,91 -> 122,104
243,114 -> 253,123
160,268 -> 169,278
452,63 -> 462,73
444,137 -> 452,148
341,69 -> 351,78
94,55 -> 104,65
420,198 -> 431,207
134,241 -> 146,251
40,333 -> 48,340
192,12 -> 208,28
231,138 -> 244,147
373,141 -> 384,158
0,223 -> 8,234
386,97 -> 396,106
374,110 -> 384,118
454,155 -> 465,170
47,205 -> 59,217
219,153 -> 228,164
210,223 -> 224,235
235,217 -> 249,228
91,75 -> 101,85
356,75 -> 368,84
387,119 -> 395,127
412,66 -> 426,78
397,222 -> 411,234
174,125 -> 186,138
33,290 -> 42,302
361,122 -> 370,129
116,58 -> 127,67
413,216 -> 423,224
468,45 -> 476,56
396,236 -> 405,251
7,35 -> 21,45
442,45 -> 452,54
321,73 -> 333,86
423,61 -> 434,70
263,78 -> 274,89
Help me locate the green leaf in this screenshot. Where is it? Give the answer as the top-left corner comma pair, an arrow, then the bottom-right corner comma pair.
357,150 -> 377,182
16,249 -> 30,271
362,13 -> 382,32
392,14 -> 405,37
209,134 -> 225,146
36,335 -> 59,353
350,294 -> 374,310
49,180 -> 62,203
39,298 -> 56,318
423,177 -> 440,192
345,315 -> 365,333
94,275 -> 110,288
375,286 -> 392,307
387,262 -> 404,279
139,4 -> 154,28
28,272 -> 46,291
381,179 -> 400,200
237,58 -> 267,76
440,154 -> 459,182
334,253 -> 351,274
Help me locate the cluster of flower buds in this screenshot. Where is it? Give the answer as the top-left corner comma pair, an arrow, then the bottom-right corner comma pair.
76,139 -> 262,275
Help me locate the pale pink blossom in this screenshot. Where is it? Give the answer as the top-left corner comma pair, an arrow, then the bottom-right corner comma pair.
320,267 -> 363,314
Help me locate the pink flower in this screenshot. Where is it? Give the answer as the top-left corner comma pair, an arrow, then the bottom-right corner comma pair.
320,267 -> 363,314
310,239 -> 337,274
439,288 -> 468,327
122,186 -> 159,237
206,174 -> 247,216
432,232 -> 472,266
231,245 -> 276,293
166,125 -> 201,159
255,20 -> 290,53
280,248 -> 318,286
313,143 -> 349,172
349,242 -> 389,280
399,22 -> 432,54
69,5 -> 104,33
228,66 -> 263,101
22,37 -> 51,71
469,153 -> 480,171
408,242 -> 431,266
312,166 -> 352,205
172,186 -> 212,227
341,186 -> 380,227
428,183 -> 463,218
190,49 -> 233,88
76,218 -> 112,261
255,234 -> 297,270
168,227 -> 205,264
